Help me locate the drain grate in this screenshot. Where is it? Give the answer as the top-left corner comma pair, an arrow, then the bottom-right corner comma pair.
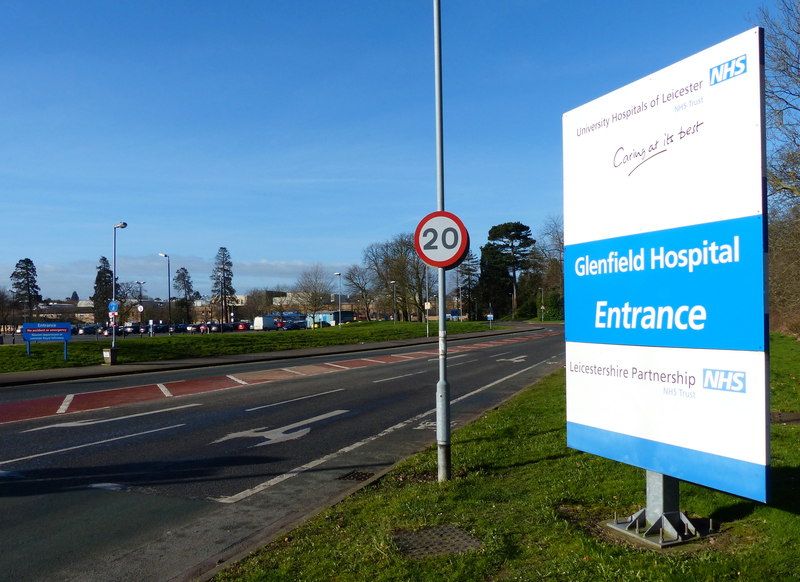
392,525 -> 483,558
771,411 -> 800,424
336,470 -> 375,482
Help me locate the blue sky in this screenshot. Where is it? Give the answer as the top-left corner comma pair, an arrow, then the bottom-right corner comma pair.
1,0 -> 770,300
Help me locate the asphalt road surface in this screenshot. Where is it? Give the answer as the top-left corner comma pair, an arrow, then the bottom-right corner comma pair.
0,327 -> 565,581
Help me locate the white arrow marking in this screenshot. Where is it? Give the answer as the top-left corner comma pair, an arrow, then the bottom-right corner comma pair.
497,355 -> 528,363
211,409 -> 348,447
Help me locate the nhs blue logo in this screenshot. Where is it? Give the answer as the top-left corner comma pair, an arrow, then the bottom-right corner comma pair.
703,368 -> 746,393
709,55 -> 747,85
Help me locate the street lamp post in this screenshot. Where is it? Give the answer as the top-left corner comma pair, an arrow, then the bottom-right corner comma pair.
334,272 -> 342,327
158,253 -> 171,331
135,280 -> 146,323
390,280 -> 397,325
112,221 -> 127,352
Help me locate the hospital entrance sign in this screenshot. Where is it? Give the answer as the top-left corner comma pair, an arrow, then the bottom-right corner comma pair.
562,28 -> 768,503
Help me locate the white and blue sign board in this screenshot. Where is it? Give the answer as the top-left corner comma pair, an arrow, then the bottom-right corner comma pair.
562,28 -> 768,502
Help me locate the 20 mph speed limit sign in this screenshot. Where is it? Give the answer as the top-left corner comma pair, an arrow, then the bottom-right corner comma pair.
414,210 -> 469,269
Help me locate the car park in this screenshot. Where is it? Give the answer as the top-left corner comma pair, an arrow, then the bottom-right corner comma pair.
79,324 -> 99,335
122,323 -> 142,334
168,323 -> 188,333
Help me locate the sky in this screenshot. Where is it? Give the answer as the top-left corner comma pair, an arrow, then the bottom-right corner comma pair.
0,0 -> 773,301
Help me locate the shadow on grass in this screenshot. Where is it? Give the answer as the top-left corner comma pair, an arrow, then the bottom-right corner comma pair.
708,464 -> 800,522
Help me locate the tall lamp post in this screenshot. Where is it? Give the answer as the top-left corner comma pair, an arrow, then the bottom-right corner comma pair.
539,287 -> 544,322
390,280 -> 397,325
135,280 -> 146,323
334,272 -> 342,327
158,253 -> 171,330
112,221 -> 127,352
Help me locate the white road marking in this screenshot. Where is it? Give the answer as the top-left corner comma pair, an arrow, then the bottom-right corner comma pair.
390,354 -> 414,360
360,358 -> 387,364
246,389 -> 345,412
0,424 -> 185,466
157,383 -> 173,397
497,355 -> 528,363
211,410 -> 348,447
227,374 -> 248,385
490,351 -> 511,358
282,368 -> 306,375
56,394 -> 74,414
216,355 -> 559,504
373,370 -> 427,384
324,362 -> 350,370
427,353 -> 469,362
449,359 -> 480,368
23,404 -> 202,432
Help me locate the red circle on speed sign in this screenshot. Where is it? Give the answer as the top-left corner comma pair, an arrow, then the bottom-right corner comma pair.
414,210 -> 469,269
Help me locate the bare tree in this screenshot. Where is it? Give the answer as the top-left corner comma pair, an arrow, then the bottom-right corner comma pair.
344,264 -> 375,320
294,264 -> 333,326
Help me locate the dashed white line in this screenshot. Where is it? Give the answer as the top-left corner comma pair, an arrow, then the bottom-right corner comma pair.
23,404 -> 202,432
282,368 -> 306,375
360,358 -> 387,364
324,362 -> 350,370
56,394 -> 74,414
227,375 -> 248,385
0,424 -> 186,466
216,354 -> 559,504
157,383 -> 173,397
246,389 -> 345,412
372,370 -> 428,384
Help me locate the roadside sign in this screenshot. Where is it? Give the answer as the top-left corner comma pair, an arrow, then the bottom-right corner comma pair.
108,300 -> 120,312
487,314 -> 494,321
414,210 -> 469,269
563,28 -> 767,502
21,322 -> 71,360
137,305 -> 144,313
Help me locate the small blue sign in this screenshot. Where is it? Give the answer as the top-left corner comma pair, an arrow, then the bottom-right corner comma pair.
108,300 -> 120,312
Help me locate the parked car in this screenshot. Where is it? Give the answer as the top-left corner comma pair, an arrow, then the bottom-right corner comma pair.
78,324 -> 99,335
122,323 -> 142,334
279,316 -> 307,331
168,323 -> 188,333
234,321 -> 251,331
149,323 -> 169,333
186,323 -> 202,333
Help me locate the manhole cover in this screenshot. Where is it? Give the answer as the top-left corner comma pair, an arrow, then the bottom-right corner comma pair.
336,470 -> 374,482
392,525 -> 483,558
771,411 -> 800,424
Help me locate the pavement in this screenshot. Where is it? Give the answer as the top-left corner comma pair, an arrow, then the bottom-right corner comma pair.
0,323 -> 547,389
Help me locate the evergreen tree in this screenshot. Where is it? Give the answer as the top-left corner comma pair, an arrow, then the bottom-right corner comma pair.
91,256 -> 114,324
70,291 -> 79,302
10,258 -> 42,320
173,267 -> 195,323
210,247 -> 236,323
476,243 -> 513,318
487,222 -> 536,317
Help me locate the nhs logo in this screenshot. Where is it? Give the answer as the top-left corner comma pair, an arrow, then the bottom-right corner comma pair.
709,55 -> 747,85
703,368 -> 746,393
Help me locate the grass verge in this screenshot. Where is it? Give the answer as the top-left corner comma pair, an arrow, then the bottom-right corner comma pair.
0,321 -> 495,373
216,335 -> 800,581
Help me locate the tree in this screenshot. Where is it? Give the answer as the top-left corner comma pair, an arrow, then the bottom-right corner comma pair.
476,243 -> 513,318
10,258 -> 42,320
0,287 -> 13,330
455,250 -> 480,320
91,256 -> 114,324
344,264 -> 376,320
294,264 -> 332,325
487,222 -> 536,317
70,291 -> 79,302
210,247 -> 236,323
761,1 -> 800,206
173,267 -> 196,323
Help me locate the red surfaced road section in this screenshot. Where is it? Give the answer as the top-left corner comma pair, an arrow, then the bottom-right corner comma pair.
0,395 -> 66,424
0,333 -> 543,425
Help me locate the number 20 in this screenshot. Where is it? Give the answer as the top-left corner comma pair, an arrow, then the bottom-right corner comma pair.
422,227 -> 459,250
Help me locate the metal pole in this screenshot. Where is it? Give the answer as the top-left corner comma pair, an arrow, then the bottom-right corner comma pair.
335,272 -> 342,326
167,255 -> 171,328
433,0 -> 450,482
112,226 -> 117,350
540,287 -> 544,322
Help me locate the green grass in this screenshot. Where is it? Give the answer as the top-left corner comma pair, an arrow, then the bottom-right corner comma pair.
216,334 -> 800,581
0,321 -> 494,374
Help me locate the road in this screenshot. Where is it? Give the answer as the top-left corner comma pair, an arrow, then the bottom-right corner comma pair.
0,327 -> 565,581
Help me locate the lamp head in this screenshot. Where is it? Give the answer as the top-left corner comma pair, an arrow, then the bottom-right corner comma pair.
158,252 -> 169,258
114,221 -> 127,229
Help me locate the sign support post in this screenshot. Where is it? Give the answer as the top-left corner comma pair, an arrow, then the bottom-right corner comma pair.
433,0 -> 450,482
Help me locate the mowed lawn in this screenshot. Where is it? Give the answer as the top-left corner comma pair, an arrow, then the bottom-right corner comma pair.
0,321 -> 492,373
216,334 -> 800,581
